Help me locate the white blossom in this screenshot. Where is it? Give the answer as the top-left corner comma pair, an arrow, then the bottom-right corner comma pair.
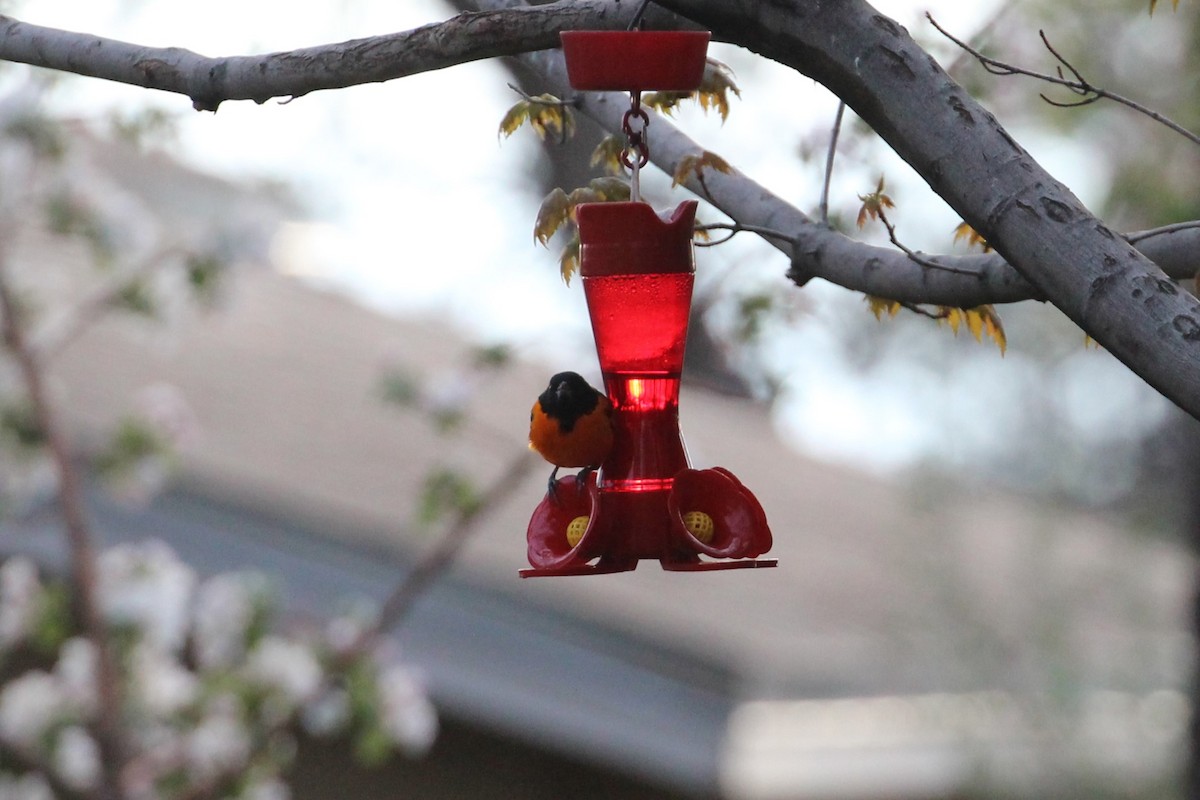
301,688 -> 351,737
186,696 -> 251,782
377,664 -> 437,756
98,540 -> 196,652
53,726 -> 100,791
0,772 -> 54,800
0,557 -> 42,647
0,452 -> 57,513
135,383 -> 199,451
244,636 -> 322,708
242,777 -> 290,800
0,671 -> 62,747
324,610 -> 373,655
54,637 -> 97,716
129,643 -> 198,717
193,572 -> 264,669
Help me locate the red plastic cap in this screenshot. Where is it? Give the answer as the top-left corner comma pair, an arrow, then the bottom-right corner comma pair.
561,31 -> 711,92
577,201 -> 698,278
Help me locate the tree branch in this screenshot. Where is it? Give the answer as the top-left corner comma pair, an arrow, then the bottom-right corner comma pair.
3,4 -> 1199,301
929,16 -> 1200,148
0,268 -> 128,800
6,1 -> 1200,417
503,17 -> 1200,306
642,0 -> 1200,420
0,2 -> 630,111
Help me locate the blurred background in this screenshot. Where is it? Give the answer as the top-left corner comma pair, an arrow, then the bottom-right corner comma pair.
0,0 -> 1197,798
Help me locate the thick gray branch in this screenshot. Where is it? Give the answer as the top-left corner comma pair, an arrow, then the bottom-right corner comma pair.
644,0 -> 1200,419
0,2 -> 628,111
1,2 -> 1197,303
5,0 -> 1200,417
520,47 -> 1200,306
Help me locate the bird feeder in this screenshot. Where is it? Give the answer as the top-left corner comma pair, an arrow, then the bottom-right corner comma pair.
520,30 -> 776,577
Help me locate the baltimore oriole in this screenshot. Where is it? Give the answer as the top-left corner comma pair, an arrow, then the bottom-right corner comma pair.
529,371 -> 614,498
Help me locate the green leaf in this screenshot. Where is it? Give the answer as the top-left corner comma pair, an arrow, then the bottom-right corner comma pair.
735,294 -> 774,341
30,584 -> 72,655
112,281 -> 158,317
0,402 -> 45,450
378,369 -> 421,408
416,469 -> 480,526
186,253 -> 226,304
471,344 -> 512,369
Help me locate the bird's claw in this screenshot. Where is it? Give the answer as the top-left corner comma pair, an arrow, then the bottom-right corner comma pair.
574,466 -> 596,494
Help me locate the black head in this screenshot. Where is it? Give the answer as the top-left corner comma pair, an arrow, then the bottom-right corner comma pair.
539,371 -> 601,430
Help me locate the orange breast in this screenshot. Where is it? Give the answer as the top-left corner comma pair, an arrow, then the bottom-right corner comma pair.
529,399 -> 614,468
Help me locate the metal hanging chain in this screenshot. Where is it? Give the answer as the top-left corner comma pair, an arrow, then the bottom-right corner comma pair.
621,92 -> 650,202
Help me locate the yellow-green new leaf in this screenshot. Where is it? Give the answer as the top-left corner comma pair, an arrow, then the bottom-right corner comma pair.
941,307 -> 964,335
952,221 -> 992,252
865,295 -> 902,320
975,306 -> 1007,354
498,100 -> 531,139
1149,0 -> 1181,14
534,188 -> 571,246
590,135 -> 627,176
856,176 -> 895,229
586,176 -> 632,202
937,305 -> 1006,354
643,91 -> 690,116
697,58 -> 741,122
673,150 -> 733,187
498,94 -> 574,141
560,235 -> 581,286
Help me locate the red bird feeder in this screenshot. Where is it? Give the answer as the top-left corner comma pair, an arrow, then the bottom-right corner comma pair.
520,30 -> 776,577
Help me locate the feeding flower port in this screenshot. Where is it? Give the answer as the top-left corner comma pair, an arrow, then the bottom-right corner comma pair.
520,30 -> 776,577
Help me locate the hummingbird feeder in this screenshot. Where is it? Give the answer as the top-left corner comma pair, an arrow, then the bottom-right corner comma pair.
520,30 -> 776,577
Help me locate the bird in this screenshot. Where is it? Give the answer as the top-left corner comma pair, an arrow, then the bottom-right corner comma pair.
529,371 -> 614,500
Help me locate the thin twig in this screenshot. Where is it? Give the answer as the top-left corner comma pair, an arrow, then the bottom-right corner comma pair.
819,101 -> 846,225
375,449 -> 538,633
1125,219 -> 1200,244
695,221 -> 795,247
899,301 -> 951,321
0,268 -> 128,800
627,0 -> 654,30
36,243 -> 190,362
505,82 -> 575,107
875,208 -> 981,278
928,14 -> 1200,148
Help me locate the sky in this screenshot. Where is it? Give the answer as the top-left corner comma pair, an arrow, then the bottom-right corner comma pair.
16,0 -> 1173,481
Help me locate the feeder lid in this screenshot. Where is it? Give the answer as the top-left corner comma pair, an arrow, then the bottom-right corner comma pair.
560,31 -> 710,92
